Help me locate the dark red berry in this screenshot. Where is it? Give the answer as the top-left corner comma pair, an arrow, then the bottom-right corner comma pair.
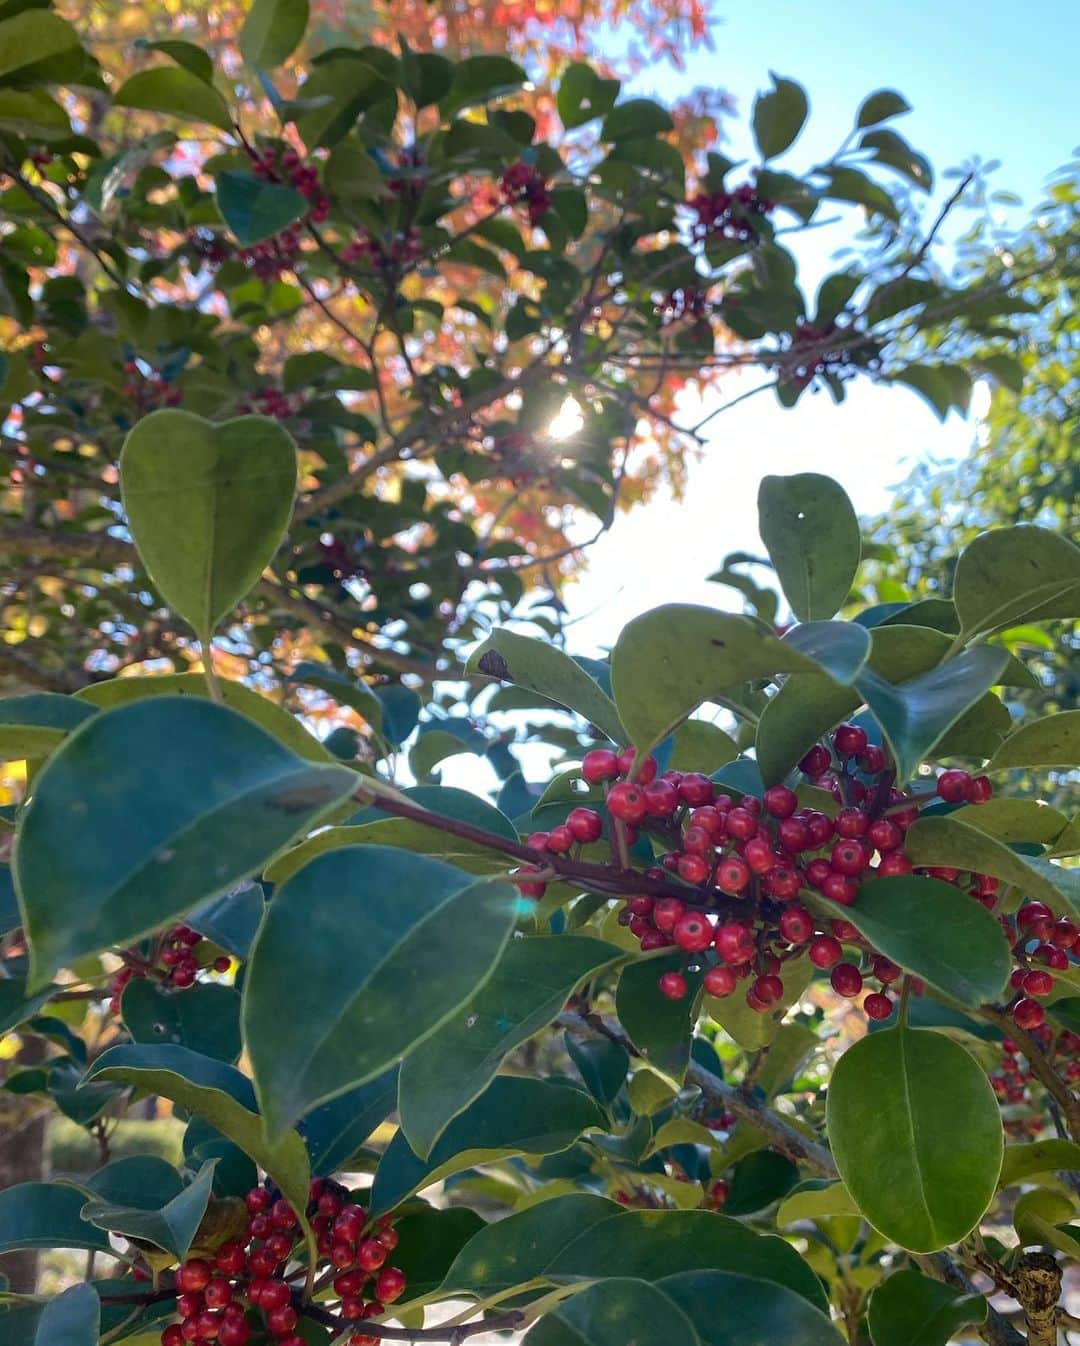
778,906 -> 814,943
726,807 -> 757,840
936,769 -> 973,803
566,807 -> 603,843
1013,998 -> 1046,1030
831,839 -> 870,876
653,897 -> 686,932
704,965 -> 737,997
674,911 -> 714,952
867,818 -> 902,851
764,864 -> 802,901
752,974 -> 784,1006
864,992 -> 893,1021
763,784 -> 799,818
799,744 -> 831,775
872,955 -> 902,984
830,963 -> 864,998
1023,969 -> 1055,997
969,775 -> 993,804
582,749 -> 619,784
357,1238 -> 387,1271
375,1267 -> 407,1303
857,744 -> 886,774
716,855 -> 751,895
821,871 -> 858,904
876,850 -> 913,876
266,1305 -> 298,1336
644,780 -> 679,816
833,723 -> 868,757
176,1260 -> 213,1294
658,971 -> 689,1000
835,808 -> 869,839
809,935 -> 843,969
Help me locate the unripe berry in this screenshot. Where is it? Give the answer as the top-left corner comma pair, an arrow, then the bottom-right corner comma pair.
644,780 -> 679,817
1012,997 -> 1046,1030
607,782 -> 646,824
582,748 -> 619,784
809,935 -> 843,969
778,905 -> 813,943
566,807 -> 603,843
867,818 -> 902,852
864,992 -> 893,1021
835,808 -> 869,839
763,785 -> 799,818
799,744 -> 831,776
830,962 -> 863,998
658,971 -> 689,1000
678,772 -> 715,806
674,911 -> 713,952
375,1267 -> 407,1303
833,723 -> 868,757
176,1260 -> 213,1293
752,974 -> 784,1006
936,769 -> 973,803
704,965 -> 737,997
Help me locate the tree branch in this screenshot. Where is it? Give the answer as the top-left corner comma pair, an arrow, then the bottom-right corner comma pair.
301,1301 -> 525,1343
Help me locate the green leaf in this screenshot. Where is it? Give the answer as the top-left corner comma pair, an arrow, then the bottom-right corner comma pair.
867,1268 -> 985,1346
822,166 -> 900,221
610,605 -> 823,755
782,622 -> 870,684
752,75 -> 809,158
531,1279 -> 701,1346
602,98 -> 673,141
120,410 -> 297,642
121,979 -> 242,1063
399,935 -> 624,1158
440,55 -> 525,116
113,67 -> 232,132
0,693 -> 95,761
76,672 -> 336,765
388,1206 -> 486,1303
856,89 -> 911,127
854,644 -> 1010,779
861,129 -> 932,190
891,364 -> 972,419
566,1035 -> 628,1105
239,0 -> 308,68
1013,1188 -> 1080,1257
708,954 -> 813,1050
0,1182 -> 112,1254
0,87 -> 71,138
904,815 -> 1079,918
757,473 -> 861,621
0,977 -> 52,1034
776,1179 -> 858,1226
185,882 -> 264,959
15,696 -> 354,989
987,711 -> 1080,771
287,661 -> 382,728
669,720 -> 739,774
243,845 -> 517,1141
660,1268 -> 843,1346
954,526 -> 1080,638
724,1150 -> 798,1215
827,1026 -> 1002,1251
617,955 -> 701,1083
466,631 -> 625,743
146,40 -> 213,84
302,1067 -> 398,1176
32,1284 -> 99,1346
999,1140 -> 1080,1189
370,1077 -> 605,1215
950,798 -> 1068,846
0,9 -> 79,81
83,1044 -> 311,1238
557,61 -> 619,130
215,171 -> 307,246
80,1159 -> 216,1260
820,874 -> 1010,1005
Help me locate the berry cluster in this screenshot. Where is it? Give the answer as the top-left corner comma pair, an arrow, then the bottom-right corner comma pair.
188,229 -> 233,269
121,360 -> 184,411
1006,901 -> 1079,1031
687,184 -> 773,243
237,147 -> 330,280
340,227 -> 424,270
108,924 -> 230,1013
236,387 -> 299,420
657,286 -> 710,325
499,160 -> 551,225
785,322 -> 882,392
992,1028 -> 1080,1138
158,1181 -> 405,1346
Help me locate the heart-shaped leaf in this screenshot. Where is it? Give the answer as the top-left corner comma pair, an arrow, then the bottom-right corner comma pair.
954,526 -> 1080,638
758,474 -> 860,621
399,935 -> 624,1158
15,696 -> 355,989
827,1026 -> 1002,1251
867,1268 -> 986,1346
120,410 -> 296,642
243,845 -> 518,1141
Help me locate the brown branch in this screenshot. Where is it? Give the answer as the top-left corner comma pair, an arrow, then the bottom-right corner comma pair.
0,641 -> 90,692
865,171 -> 977,317
981,1004 -> 1080,1140
301,1302 -> 525,1343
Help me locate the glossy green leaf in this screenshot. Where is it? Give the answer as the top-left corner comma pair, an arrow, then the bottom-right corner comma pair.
776,1179 -> 858,1226
867,1267 -> 985,1346
146,39 -> 213,83
546,1209 -> 829,1313
83,1044 -> 311,1239
987,710 -> 1080,771
121,979 -> 242,1063
566,1035 -> 628,1105
441,54 -> 525,115
1013,1188 -> 1080,1257
724,1150 -> 798,1215
466,631 -> 625,743
239,0 -> 308,67
557,61 -> 619,129
669,720 -> 739,773
950,798 -> 1068,845
999,1139 -> 1080,1188
827,1026 -> 1002,1251
370,1078 -> 605,1215
857,89 -> 911,126
32,1283 -> 99,1346
532,1279 -> 701,1346
215,171 -> 307,246
855,644 -> 1010,778
0,977 -> 53,1035
15,696 -> 355,988
399,935 -> 624,1158
752,76 -> 809,158
660,1268 -> 843,1346
617,955 -> 702,1083
904,815 -> 1079,918
120,410 -> 297,641
0,693 -> 95,760
611,605 -> 822,754
302,1067 -> 398,1176
76,673 -> 336,764
0,1182 -> 112,1254
820,874 -> 1011,1005
602,98 -> 673,140
708,954 -> 813,1050
782,622 -> 870,684
757,474 -> 860,621
244,845 -> 517,1140
80,1159 -> 216,1260
113,67 -> 232,132
0,9 -> 79,81
954,526 -> 1080,638
185,882 -> 264,960
388,1206 -> 486,1304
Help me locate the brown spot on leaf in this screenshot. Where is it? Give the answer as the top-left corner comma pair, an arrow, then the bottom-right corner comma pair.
478,650 -> 511,679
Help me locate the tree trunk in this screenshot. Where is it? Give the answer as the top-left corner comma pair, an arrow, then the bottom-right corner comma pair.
0,1037 -> 48,1292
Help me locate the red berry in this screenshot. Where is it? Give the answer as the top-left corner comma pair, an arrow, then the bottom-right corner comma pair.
857,744 -> 887,774
1052,919 -> 1078,950
742,838 -> 777,875
626,894 -> 654,917
265,1231 -> 293,1261
714,922 -> 755,964
640,929 -> 673,951
809,935 -> 843,969
566,807 -> 603,843
805,858 -> 832,889
752,974 -> 784,1006
248,1248 -> 278,1278
674,911 -> 713,952
334,1270 -> 366,1297
867,818 -> 902,852
776,817 -> 810,853
716,855 -> 751,895
764,864 -> 802,901
163,1328 -> 186,1346
799,744 -> 831,775
763,785 -> 799,819
864,992 -> 893,1021
876,850 -> 913,876
835,808 -> 869,839
177,1260 -> 213,1294
213,955 -> 232,973
266,1305 -> 298,1336
1023,969 -> 1055,997
778,906 -> 813,943
375,1267 -> 407,1303
204,1279 -> 233,1310
1017,901 -> 1054,929
872,955 -> 902,984
245,1187 -> 271,1213
547,824 -> 573,853
830,962 -> 864,998
832,918 -> 858,940
526,831 -> 551,851
658,971 -> 689,1000
831,839 -> 870,876
357,1238 -> 387,1271
1040,944 -> 1069,970
704,965 -> 737,997
341,1298 -> 366,1320
678,772 -> 715,806
617,748 -> 657,783
582,749 -> 620,784
803,811 -> 835,847
1013,998 -> 1046,1030
644,780 -> 679,816
607,781 -> 647,823
180,1320 -> 201,1343
375,1226 -> 399,1251
726,807 -> 757,840
936,769 -> 973,803
513,865 -> 547,898
821,871 -> 858,904
677,852 -> 710,885
195,1310 -> 223,1339
329,1242 -> 355,1268
176,1294 -> 203,1319
833,723 -> 868,757
653,897 -> 686,932
969,775 -> 993,804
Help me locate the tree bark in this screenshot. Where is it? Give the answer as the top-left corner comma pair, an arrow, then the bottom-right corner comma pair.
0,1037 -> 48,1292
